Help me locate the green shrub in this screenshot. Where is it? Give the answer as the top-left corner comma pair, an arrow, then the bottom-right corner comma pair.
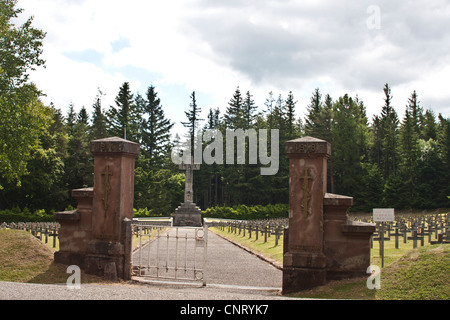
202,203 -> 288,220
0,208 -> 54,223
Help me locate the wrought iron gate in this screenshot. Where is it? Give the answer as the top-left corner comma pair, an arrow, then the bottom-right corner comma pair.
131,220 -> 208,285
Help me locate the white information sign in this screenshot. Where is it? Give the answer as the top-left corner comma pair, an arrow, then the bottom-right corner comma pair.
373,208 -> 395,222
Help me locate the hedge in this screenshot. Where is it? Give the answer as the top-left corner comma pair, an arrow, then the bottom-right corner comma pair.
0,208 -> 55,223
201,204 -> 289,220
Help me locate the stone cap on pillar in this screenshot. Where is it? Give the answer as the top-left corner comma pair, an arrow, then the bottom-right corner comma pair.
90,137 -> 140,158
285,136 -> 331,158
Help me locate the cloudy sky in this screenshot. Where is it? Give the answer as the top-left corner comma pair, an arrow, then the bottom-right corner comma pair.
18,0 -> 450,135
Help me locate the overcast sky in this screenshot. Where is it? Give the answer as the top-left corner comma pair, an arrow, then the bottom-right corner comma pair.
18,0 -> 450,136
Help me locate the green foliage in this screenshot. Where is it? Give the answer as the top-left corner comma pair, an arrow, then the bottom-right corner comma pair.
0,0 -> 48,187
0,207 -> 54,222
202,204 -> 288,220
106,82 -> 140,142
140,85 -> 174,168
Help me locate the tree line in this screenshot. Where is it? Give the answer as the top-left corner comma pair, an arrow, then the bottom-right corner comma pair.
2,80 -> 449,214
1,0 -> 449,215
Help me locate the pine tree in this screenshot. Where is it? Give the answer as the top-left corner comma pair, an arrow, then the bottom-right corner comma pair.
141,85 -> 174,168
64,106 -> 93,194
224,86 -> 244,129
437,115 -> 450,206
106,82 -> 140,142
408,90 -> 423,135
331,94 -> 369,204
304,88 -> 322,136
397,92 -> 422,207
181,91 -> 203,151
242,90 -> 258,129
421,109 -> 437,141
66,103 -> 76,135
206,107 -> 220,129
264,91 -> 275,128
284,91 -> 298,139
379,83 -> 399,180
90,89 -> 107,140
77,106 -> 88,126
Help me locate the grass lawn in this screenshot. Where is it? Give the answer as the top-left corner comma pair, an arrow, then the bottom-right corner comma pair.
210,226 -> 450,300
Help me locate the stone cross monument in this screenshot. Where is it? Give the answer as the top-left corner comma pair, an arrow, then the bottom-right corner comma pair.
180,158 -> 200,203
173,157 -> 203,227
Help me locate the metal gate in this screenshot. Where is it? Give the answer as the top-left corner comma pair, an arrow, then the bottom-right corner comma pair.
131,220 -> 208,285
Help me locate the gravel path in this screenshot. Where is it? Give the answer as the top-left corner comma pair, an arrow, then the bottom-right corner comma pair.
0,281 -> 293,300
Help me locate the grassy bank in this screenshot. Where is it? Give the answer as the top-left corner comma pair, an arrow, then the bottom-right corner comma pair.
0,229 -> 102,284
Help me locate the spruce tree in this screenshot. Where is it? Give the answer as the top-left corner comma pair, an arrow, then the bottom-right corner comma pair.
90,89 -> 108,140
106,82 -> 140,142
242,90 -> 258,129
224,86 -> 244,129
331,94 -> 369,205
284,91 -> 298,139
397,92 -> 421,207
421,109 -> 437,141
304,88 -> 322,136
379,83 -> 399,180
141,85 -> 174,168
181,91 -> 203,151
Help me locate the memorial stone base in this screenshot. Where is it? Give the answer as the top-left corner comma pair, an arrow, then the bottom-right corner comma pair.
173,202 -> 203,227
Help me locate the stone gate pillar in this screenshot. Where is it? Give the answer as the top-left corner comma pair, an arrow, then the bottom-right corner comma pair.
55,137 -> 139,280
86,137 -> 140,279
283,137 -> 331,293
282,136 -> 375,294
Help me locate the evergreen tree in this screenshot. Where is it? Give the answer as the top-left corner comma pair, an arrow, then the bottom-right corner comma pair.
90,88 -> 107,140
379,83 -> 399,180
284,91 -> 298,139
421,109 -> 437,141
264,91 -> 275,128
331,94 -> 369,206
107,82 -> 140,142
64,106 -> 93,197
397,92 -> 422,207
181,91 -> 203,151
224,86 -> 244,129
66,103 -> 77,135
242,90 -> 258,129
77,106 -> 88,126
206,107 -> 220,129
304,88 -> 322,136
141,85 -> 174,168
437,115 -> 450,206
408,90 -> 423,135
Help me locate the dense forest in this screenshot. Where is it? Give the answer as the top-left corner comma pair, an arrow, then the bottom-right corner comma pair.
1,0 -> 449,216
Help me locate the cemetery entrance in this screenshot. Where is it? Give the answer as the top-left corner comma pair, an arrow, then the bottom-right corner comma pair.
131,220 -> 208,285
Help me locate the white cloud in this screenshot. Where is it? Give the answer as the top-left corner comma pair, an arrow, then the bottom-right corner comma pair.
16,0 -> 450,125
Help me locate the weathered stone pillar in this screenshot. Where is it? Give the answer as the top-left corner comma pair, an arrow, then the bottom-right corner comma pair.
283,137 -> 331,293
85,137 -> 140,279
282,136 -> 375,294
54,137 -> 140,281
